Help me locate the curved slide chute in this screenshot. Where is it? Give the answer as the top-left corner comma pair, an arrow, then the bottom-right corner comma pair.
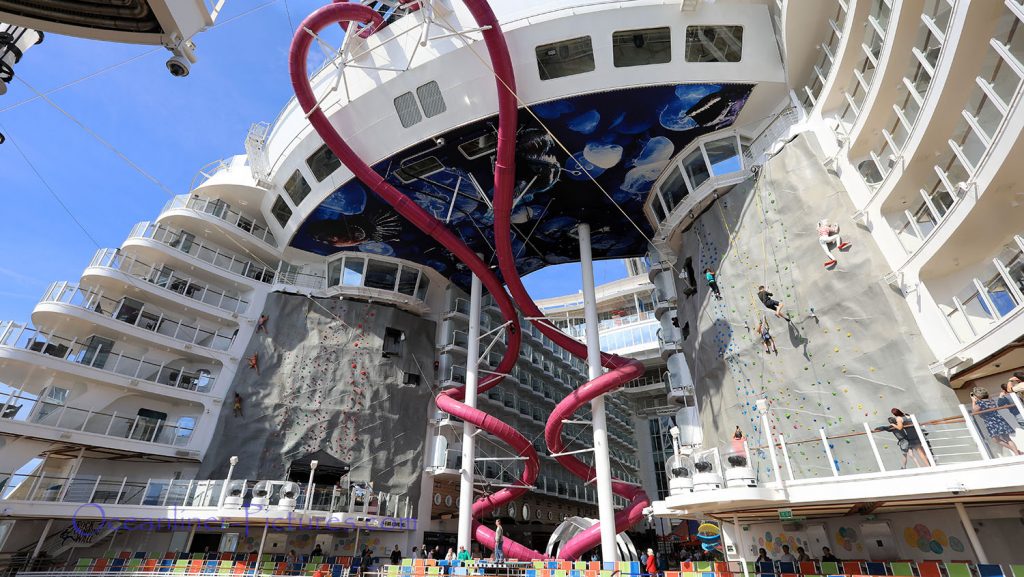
457,0 -> 652,561
289,2 -> 546,560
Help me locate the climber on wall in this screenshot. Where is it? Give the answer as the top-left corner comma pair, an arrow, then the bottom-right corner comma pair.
757,286 -> 789,321
755,315 -> 778,355
706,268 -> 722,300
817,218 -> 850,268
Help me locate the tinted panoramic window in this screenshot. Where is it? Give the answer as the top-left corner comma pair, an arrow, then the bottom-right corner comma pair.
416,81 -> 446,118
685,26 -> 743,62
306,144 -> 341,182
283,170 -> 311,206
271,196 -> 292,227
536,36 -> 595,80
613,27 -> 671,67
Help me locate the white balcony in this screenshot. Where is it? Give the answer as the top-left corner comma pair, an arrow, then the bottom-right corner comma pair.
160,193 -> 278,249
0,391 -> 199,455
0,322 -> 217,395
126,221 -> 277,285
36,282 -> 235,354
86,248 -> 250,316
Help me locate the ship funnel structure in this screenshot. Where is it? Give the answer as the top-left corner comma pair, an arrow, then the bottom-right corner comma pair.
0,23 -> 42,97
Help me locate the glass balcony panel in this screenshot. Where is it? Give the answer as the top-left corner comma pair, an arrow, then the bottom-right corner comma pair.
342,258 -> 365,286
704,136 -> 742,176
983,268 -> 1019,317
660,165 -> 688,210
682,148 -> 709,190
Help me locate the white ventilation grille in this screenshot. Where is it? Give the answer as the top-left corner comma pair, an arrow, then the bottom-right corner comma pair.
416,81 -> 446,118
394,91 -> 422,128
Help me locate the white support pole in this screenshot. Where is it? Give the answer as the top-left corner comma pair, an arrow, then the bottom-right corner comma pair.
31,518 -> 53,560
820,428 -> 839,476
955,502 -> 988,563
255,523 -> 269,561
579,223 -> 618,563
777,435 -> 795,481
863,422 -> 886,472
958,405 -> 990,460
457,273 -> 483,554
909,414 -> 937,467
219,456 -> 238,508
756,400 -> 781,485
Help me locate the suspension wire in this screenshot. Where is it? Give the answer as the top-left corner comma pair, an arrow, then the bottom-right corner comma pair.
1,123 -> 102,249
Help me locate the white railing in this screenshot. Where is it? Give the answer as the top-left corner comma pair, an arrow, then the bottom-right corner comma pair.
162,194 -> 277,248
39,282 -> 235,352
88,248 -> 249,315
0,322 -> 217,393
0,392 -> 197,448
128,222 -> 277,284
939,235 -> 1024,344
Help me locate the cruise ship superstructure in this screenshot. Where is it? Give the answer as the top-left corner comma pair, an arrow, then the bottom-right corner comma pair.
0,0 -> 1023,570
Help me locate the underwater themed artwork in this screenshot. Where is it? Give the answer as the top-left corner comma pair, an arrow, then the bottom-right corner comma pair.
290,83 -> 755,287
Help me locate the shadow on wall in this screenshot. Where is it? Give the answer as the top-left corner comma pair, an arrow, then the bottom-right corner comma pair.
671,134 -> 955,478
198,292 -> 436,505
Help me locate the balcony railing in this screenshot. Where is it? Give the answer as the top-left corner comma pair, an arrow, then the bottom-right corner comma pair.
162,194 -> 278,248
799,0 -> 848,109
40,282 -> 235,352
0,392 -> 197,448
0,473 -> 412,520
128,222 -> 277,284
939,235 -> 1024,344
0,322 -> 216,394
89,249 -> 249,315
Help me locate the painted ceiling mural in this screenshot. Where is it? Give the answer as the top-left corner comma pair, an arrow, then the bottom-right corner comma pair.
291,83 -> 755,288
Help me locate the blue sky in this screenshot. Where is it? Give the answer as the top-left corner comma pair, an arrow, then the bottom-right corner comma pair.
0,1 -> 625,324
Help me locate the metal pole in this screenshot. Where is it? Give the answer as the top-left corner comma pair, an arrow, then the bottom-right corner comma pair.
756,400 -> 781,485
256,523 -> 270,561
31,518 -> 53,560
457,273 -> 483,553
305,460 -> 319,512
954,502 -> 988,563
219,456 -> 238,508
820,428 -> 839,476
862,423 -> 886,472
579,223 -> 618,563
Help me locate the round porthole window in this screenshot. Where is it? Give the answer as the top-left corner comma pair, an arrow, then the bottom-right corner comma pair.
433,493 -> 442,505
547,511 -> 554,521
522,503 -> 530,520
507,503 -> 516,519
445,495 -> 453,507
536,508 -> 543,520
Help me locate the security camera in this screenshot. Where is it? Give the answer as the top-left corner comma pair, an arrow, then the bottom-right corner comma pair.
166,54 -> 191,77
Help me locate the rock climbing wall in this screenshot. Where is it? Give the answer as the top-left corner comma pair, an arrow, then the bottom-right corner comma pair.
671,134 -> 959,478
199,292 -> 435,505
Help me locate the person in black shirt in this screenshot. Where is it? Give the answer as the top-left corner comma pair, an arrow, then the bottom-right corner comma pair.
757,286 -> 788,321
820,547 -> 839,562
390,546 -> 402,565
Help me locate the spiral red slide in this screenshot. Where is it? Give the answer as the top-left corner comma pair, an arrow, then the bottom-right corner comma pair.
289,2 -> 547,560
456,0 -> 652,561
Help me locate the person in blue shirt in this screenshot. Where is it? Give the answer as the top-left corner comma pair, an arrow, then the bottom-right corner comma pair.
705,269 -> 721,300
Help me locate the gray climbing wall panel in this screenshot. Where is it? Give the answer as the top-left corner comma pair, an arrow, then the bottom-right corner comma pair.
199,292 -> 435,505
670,134 -> 958,479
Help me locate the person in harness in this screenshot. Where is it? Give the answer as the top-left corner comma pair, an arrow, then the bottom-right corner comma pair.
817,218 -> 850,268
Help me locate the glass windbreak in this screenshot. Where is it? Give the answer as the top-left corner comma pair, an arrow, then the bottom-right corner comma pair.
704,136 -> 741,176
271,196 -> 292,227
342,258 -> 364,286
1002,245 -> 1024,296
364,260 -> 399,291
660,165 -> 688,211
415,274 -> 430,301
612,27 -> 671,67
284,170 -> 311,206
685,26 -> 743,62
983,268 -> 1018,317
682,148 -> 710,190
397,268 -> 418,296
536,36 -> 595,80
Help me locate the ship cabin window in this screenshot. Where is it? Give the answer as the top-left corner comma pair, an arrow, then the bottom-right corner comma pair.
458,132 -> 498,159
536,36 -> 595,80
416,81 -> 446,118
284,170 -> 311,206
612,27 -> 671,67
404,373 -> 421,386
306,144 -> 342,182
685,25 -> 743,62
394,156 -> 445,183
271,196 -> 292,227
394,91 -> 422,128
